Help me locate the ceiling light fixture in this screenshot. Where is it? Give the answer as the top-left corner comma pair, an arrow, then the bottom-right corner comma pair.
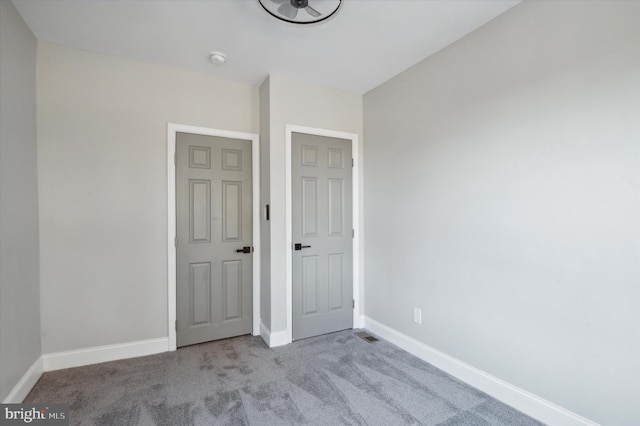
257,0 -> 342,25
209,51 -> 227,64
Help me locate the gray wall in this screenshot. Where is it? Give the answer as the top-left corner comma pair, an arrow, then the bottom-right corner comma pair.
0,0 -> 41,401
363,2 -> 639,425
259,77 -> 271,332
36,42 -> 258,353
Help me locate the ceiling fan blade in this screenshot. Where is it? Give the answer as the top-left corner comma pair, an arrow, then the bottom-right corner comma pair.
278,3 -> 298,19
305,5 -> 321,17
269,0 -> 289,4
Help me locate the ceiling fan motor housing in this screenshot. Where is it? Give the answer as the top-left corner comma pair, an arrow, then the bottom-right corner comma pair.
292,0 -> 309,8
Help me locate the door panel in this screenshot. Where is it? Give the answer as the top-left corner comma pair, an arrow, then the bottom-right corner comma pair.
190,262 -> 211,325
190,180 -> 211,243
328,253 -> 344,311
302,255 -> 320,316
222,181 -> 242,241
176,133 -> 252,347
292,133 -> 353,340
328,178 -> 344,235
222,260 -> 242,321
302,177 -> 318,237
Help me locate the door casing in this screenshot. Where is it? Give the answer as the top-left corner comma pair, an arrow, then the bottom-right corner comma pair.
168,123 -> 260,351
285,124 -> 361,345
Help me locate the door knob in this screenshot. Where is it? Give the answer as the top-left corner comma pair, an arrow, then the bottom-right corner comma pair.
236,246 -> 253,253
294,243 -> 311,251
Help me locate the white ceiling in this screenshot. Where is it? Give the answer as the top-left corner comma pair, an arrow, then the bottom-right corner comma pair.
12,0 -> 520,94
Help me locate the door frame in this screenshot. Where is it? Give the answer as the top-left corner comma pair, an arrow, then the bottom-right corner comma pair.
285,124 -> 361,343
167,123 -> 260,351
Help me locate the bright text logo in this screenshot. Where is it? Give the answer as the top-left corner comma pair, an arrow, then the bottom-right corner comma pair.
0,404 -> 68,425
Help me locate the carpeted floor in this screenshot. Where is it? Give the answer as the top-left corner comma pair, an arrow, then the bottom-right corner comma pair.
25,330 -> 544,425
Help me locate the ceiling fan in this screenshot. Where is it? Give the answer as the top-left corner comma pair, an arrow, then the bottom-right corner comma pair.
257,0 -> 342,25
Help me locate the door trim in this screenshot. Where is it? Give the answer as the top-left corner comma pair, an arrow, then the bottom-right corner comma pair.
167,123 -> 260,351
285,124 -> 361,344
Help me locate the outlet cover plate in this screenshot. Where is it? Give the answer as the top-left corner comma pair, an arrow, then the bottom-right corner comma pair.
414,308 -> 422,324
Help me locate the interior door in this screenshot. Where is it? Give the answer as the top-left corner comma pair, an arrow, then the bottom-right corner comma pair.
176,132 -> 252,347
292,132 -> 353,340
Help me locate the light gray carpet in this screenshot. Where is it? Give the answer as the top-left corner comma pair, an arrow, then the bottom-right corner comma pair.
25,330 -> 544,425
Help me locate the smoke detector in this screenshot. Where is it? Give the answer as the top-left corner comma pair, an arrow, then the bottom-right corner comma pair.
209,51 -> 227,64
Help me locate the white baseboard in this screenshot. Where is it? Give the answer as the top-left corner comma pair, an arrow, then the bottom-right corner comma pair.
2,357 -> 44,403
42,337 -> 169,372
259,322 -> 270,346
354,314 -> 365,329
363,317 -> 599,426
259,322 -> 289,348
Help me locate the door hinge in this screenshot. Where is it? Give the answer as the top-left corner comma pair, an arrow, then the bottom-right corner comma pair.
174,237 -> 178,247
175,320 -> 178,331
352,158 -> 354,167
353,300 -> 355,308
352,229 -> 355,238
174,152 -> 177,164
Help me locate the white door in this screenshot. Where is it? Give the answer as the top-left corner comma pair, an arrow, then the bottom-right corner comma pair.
176,132 -> 252,347
292,132 -> 353,340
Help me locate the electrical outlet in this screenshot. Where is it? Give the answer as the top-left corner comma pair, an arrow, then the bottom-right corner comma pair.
414,308 -> 422,325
